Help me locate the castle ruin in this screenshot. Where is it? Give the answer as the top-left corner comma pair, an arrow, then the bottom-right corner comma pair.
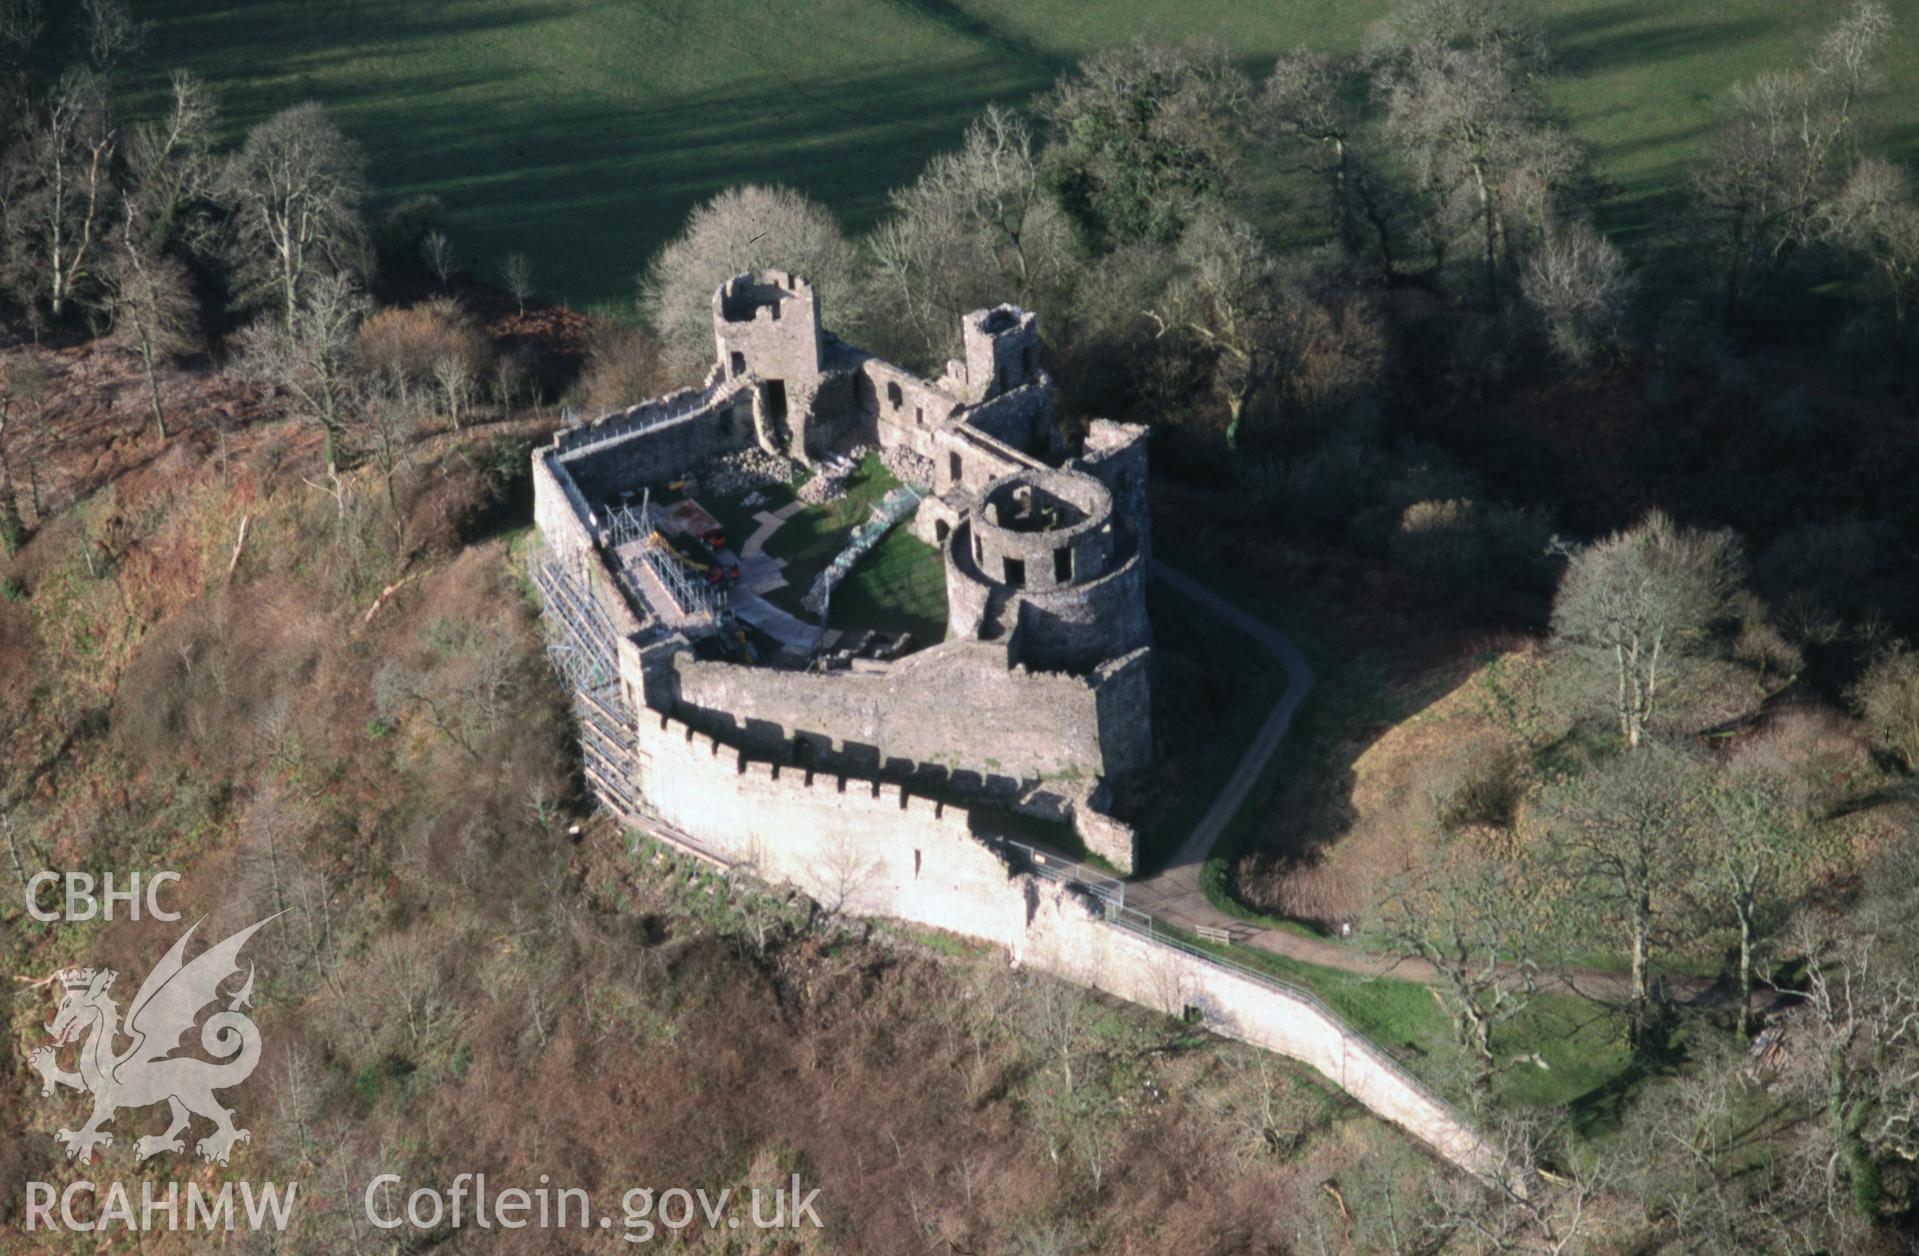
530,272 -> 1492,1177
533,269 -> 1152,872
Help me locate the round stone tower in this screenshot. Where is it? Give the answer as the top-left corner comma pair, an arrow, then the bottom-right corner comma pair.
943,467 -> 1151,672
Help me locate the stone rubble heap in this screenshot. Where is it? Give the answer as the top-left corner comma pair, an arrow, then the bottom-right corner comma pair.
699,449 -> 801,496
796,445 -> 875,506
880,445 -> 934,492
797,468 -> 852,506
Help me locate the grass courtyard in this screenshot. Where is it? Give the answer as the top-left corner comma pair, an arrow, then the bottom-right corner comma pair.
116,0 -> 1919,311
674,452 -> 947,647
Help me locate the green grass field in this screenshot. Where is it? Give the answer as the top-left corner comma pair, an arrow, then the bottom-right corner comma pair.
1174,924 -> 1639,1119
122,0 -> 1919,311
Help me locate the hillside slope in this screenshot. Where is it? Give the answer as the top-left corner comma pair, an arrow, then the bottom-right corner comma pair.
0,342 -> 1409,1252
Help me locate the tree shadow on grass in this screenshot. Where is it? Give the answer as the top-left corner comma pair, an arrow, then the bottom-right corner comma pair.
119,0 -> 1058,306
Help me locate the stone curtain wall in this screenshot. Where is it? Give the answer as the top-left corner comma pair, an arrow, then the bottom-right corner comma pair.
556,382 -> 757,503
634,709 -> 1034,942
532,450 -> 598,568
628,704 -> 1492,1177
1015,885 -> 1497,1176
669,640 -> 1151,799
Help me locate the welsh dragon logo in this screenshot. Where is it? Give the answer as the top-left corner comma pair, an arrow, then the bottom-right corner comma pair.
27,915 -> 277,1166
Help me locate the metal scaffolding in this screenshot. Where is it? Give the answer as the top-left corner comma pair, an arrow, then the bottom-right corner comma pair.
614,492 -> 725,618
533,556 -> 637,816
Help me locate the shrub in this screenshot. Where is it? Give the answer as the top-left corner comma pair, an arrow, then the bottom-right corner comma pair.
1391,498 -> 1485,591
1277,434 -> 1394,533
1416,737 -> 1524,834
0,494 -> 24,555
1733,706 -> 1871,819
580,325 -> 676,412
374,194 -> 445,262
1849,644 -> 1919,772
356,300 -> 492,409
1389,498 -> 1555,597
1758,518 -> 1892,639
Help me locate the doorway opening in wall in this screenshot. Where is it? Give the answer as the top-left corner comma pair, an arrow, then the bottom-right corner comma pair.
1004,556 -> 1026,587
1182,1004 -> 1203,1025
935,520 -> 950,543
730,350 -> 746,377
766,379 -> 788,422
949,452 -> 962,483
1054,546 -> 1072,583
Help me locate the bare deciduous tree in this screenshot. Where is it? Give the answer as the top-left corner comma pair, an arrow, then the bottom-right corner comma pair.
1373,18 -> 1582,313
120,70 -> 218,257
1379,845 -> 1540,1086
420,227 -> 454,289
354,297 -> 489,423
1365,0 -> 1552,79
235,271 -> 367,474
1262,50 -> 1397,268
639,184 -> 855,366
1700,770 -> 1800,1038
1521,218 -> 1633,366
1848,642 -> 1919,772
221,102 -> 368,330
1783,865 -> 1919,1222
1147,215 -> 1385,448
1146,214 -> 1285,449
1689,1 -> 1892,321
817,830 -> 878,915
501,249 -> 532,315
0,355 -> 48,534
1550,511 -> 1742,748
866,105 -> 1074,369
1430,1113 -> 1611,1254
430,351 -> 476,430
579,324 -> 671,412
351,382 -> 422,543
5,68 -> 118,319
1545,740 -> 1710,1042
373,617 -> 524,763
79,0 -> 144,77
1825,156 -> 1919,373
0,0 -> 45,141
488,346 -> 529,416
108,234 -> 198,438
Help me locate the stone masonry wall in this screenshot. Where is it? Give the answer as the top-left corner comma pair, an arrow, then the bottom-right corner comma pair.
1007,546 -> 1152,673
668,640 -> 1148,798
558,386 -> 756,503
532,453 -> 647,631
634,709 -> 1033,942
1015,884 -> 1496,1176
627,704 -> 1491,1177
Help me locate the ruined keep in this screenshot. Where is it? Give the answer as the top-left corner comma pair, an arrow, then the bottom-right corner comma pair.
532,270 -> 1153,872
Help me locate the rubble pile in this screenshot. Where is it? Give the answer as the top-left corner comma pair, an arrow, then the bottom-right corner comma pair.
880,445 -> 933,491
700,449 -> 800,495
797,469 -> 851,505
